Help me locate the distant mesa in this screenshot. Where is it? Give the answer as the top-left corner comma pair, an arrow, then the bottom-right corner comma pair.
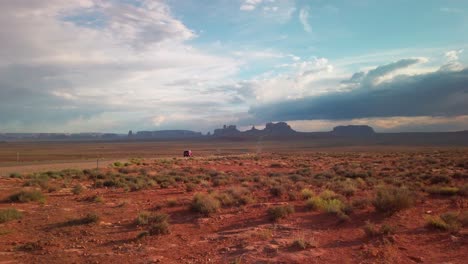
213,122 -> 296,138
213,125 -> 241,137
332,125 -> 375,137
264,122 -> 296,135
134,130 -> 202,139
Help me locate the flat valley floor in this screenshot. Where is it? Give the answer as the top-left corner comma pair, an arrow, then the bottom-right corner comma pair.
0,142 -> 467,263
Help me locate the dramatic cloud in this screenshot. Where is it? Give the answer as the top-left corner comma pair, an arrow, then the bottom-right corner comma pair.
248,62 -> 468,122
1,1 -> 467,133
0,0 -> 240,132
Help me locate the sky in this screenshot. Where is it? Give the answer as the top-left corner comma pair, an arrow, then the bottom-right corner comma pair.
0,0 -> 467,133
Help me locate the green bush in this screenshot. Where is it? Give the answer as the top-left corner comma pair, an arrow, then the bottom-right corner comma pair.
372,187 -> 414,215
7,190 -> 45,203
268,205 -> 295,221
191,193 -> 220,215
306,197 -> 345,214
0,208 -> 23,223
300,188 -> 314,199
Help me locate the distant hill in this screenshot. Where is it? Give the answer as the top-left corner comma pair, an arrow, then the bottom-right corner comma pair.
1,122 -> 467,146
134,130 -> 202,139
332,125 -> 375,137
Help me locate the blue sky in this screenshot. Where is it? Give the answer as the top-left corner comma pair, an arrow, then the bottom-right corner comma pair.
0,0 -> 467,133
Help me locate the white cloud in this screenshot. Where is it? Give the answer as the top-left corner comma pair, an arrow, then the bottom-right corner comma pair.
0,0 -> 241,132
299,7 -> 312,33
445,49 -> 464,61
240,0 -> 263,11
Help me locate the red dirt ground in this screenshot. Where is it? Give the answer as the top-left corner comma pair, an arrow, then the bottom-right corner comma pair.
0,150 -> 467,263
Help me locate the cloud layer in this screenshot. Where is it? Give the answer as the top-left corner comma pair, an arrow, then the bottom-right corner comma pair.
248,61 -> 468,122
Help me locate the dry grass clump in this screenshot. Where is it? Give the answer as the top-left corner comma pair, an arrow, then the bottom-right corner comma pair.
7,190 -> 46,203
216,187 -> 254,207
291,237 -> 317,250
64,213 -> 100,226
300,188 -> 314,199
0,208 -> 23,223
268,204 -> 295,221
72,184 -> 84,195
425,212 -> 466,232
135,212 -> 170,236
372,187 -> 414,215
426,186 -> 459,196
191,193 -> 220,215
363,221 -> 395,238
305,190 -> 352,220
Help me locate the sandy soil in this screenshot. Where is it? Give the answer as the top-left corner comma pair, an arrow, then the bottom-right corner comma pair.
0,150 -> 467,263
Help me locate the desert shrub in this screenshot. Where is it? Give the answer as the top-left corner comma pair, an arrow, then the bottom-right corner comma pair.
306,197 -> 345,213
268,205 -> 295,221
352,198 -> 371,209
270,163 -> 283,168
136,231 -> 149,239
185,183 -> 196,192
113,162 -> 124,167
333,180 -> 357,197
92,195 -> 104,203
136,212 -> 170,235
65,213 -> 100,226
225,187 -> 253,206
319,190 -> 339,200
0,208 -> 23,223
7,190 -> 45,203
459,184 -> 468,197
191,193 -> 220,215
363,221 -> 395,238
135,211 -> 151,225
9,173 -> 22,179
372,187 -> 414,215
289,174 -> 303,182
459,211 -> 468,226
300,188 -> 314,199
214,187 -> 253,207
149,221 -> 170,235
291,237 -> 316,250
426,186 -> 459,196
287,191 -> 299,201
426,212 -> 462,232
72,184 -> 84,195
429,175 -> 451,185
270,186 -> 286,197
15,241 -> 43,251
166,199 -> 178,207
23,175 -> 49,190
80,213 -> 100,224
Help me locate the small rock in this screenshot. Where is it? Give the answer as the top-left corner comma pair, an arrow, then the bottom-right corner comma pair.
263,244 -> 279,254
408,255 -> 424,263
